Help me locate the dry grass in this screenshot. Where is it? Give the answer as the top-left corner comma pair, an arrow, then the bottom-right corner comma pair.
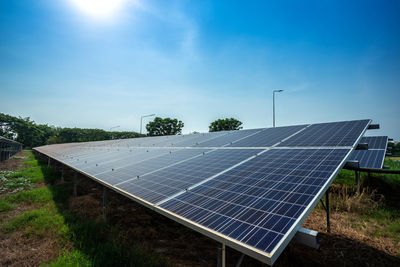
328,184 -> 384,213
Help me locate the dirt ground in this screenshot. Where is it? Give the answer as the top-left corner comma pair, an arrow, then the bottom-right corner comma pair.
1,153 -> 400,266
0,152 -> 27,171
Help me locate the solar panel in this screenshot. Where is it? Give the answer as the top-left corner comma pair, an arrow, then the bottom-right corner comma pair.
33,119 -> 371,265
348,150 -> 385,169
115,149 -> 262,204
359,136 -> 388,150
278,120 -> 370,147
160,148 -> 350,259
346,136 -> 388,169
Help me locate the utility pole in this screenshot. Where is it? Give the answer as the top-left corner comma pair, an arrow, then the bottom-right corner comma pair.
273,90 -> 283,127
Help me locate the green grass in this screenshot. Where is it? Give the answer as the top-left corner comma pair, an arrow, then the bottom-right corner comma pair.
2,208 -> 68,238
334,156 -> 400,187
0,151 -> 59,196
1,151 -> 169,266
52,219 -> 168,267
334,169 -> 356,185
0,198 -> 13,212
5,163 -> 58,184
6,185 -> 70,206
358,207 -> 400,241
46,251 -> 92,267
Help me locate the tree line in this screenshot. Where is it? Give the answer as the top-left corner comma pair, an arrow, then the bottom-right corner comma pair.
1,113 -> 244,148
0,113 -> 144,148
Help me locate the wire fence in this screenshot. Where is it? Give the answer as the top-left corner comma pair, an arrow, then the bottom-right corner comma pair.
0,136 -> 23,162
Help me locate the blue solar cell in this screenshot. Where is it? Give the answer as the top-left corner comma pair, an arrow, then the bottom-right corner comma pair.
227,125 -> 307,147
359,136 -> 388,150
278,120 -> 370,147
160,148 -> 350,253
116,149 -> 262,203
348,149 -> 386,169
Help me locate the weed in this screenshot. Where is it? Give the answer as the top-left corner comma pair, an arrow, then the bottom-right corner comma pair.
0,198 -> 13,212
0,174 -> 33,194
46,250 -> 91,267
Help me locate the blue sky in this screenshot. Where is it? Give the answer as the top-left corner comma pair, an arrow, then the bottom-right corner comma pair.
1,0 -> 399,139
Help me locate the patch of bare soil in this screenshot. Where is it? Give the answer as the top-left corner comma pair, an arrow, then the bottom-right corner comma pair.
0,151 -> 28,171
0,231 -> 61,267
0,204 -> 37,225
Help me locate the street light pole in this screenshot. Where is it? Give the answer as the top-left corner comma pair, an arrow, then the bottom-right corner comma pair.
273,90 -> 283,127
140,114 -> 156,134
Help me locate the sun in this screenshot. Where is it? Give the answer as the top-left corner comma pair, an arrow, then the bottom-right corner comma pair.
69,0 -> 129,19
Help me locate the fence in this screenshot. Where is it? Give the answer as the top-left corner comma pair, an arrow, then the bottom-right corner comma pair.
0,136 -> 23,162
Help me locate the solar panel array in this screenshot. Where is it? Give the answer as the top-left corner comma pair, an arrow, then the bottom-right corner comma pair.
34,119 -> 371,265
347,136 -> 388,169
0,136 -> 23,162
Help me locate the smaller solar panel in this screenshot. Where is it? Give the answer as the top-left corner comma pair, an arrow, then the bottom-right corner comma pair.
359,136 -> 388,150
348,150 -> 386,169
347,136 -> 388,169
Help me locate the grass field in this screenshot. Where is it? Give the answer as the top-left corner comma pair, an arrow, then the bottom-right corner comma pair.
0,152 -> 168,266
0,151 -> 400,266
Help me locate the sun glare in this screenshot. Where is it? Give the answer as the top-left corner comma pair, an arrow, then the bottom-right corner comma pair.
69,0 -> 129,19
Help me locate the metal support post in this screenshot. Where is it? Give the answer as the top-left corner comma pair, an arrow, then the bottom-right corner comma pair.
48,157 -> 50,167
73,172 -> 78,197
326,188 -> 330,233
103,186 -> 107,220
217,243 -> 226,267
319,188 -> 331,233
222,243 -> 226,267
61,166 -> 64,182
217,246 -> 221,267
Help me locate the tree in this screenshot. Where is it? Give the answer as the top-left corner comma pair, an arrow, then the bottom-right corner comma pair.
209,118 -> 243,132
388,140 -> 400,156
146,117 -> 184,136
